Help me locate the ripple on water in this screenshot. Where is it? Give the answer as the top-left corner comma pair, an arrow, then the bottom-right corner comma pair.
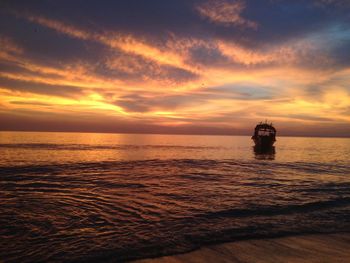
1,158 -> 350,262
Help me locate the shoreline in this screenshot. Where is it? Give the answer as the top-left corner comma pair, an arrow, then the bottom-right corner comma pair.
133,233 -> 350,263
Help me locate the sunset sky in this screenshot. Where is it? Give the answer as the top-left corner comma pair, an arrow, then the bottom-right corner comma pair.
0,0 -> 349,136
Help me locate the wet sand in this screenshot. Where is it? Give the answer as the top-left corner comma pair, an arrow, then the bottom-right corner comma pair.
134,233 -> 350,263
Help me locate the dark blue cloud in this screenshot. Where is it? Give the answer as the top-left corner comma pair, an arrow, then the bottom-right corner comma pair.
0,13 -> 109,68
187,44 -> 231,66
0,77 -> 84,97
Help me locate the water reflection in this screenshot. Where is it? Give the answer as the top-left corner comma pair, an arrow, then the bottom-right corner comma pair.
253,146 -> 276,160
1,132 -> 350,262
1,132 -> 350,166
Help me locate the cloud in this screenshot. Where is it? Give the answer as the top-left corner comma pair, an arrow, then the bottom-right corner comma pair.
0,35 -> 23,55
196,0 -> 257,29
186,43 -> 231,67
26,15 -> 91,40
203,83 -> 275,100
10,101 -> 52,106
113,93 -> 200,113
0,76 -> 84,98
22,13 -> 192,72
101,52 -> 198,83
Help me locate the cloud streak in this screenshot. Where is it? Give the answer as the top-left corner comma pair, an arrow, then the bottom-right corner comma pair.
25,14 -> 191,72
196,0 -> 257,29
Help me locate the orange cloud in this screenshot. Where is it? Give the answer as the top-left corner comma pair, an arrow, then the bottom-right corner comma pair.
216,41 -> 297,66
196,0 -> 257,29
24,14 -> 192,73
26,15 -> 91,40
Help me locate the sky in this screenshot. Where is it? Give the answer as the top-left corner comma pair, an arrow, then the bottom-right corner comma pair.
0,0 -> 350,137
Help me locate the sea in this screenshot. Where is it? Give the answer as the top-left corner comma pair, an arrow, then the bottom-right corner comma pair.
1,132 -> 350,262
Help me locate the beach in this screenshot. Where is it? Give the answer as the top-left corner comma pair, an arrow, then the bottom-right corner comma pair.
134,233 -> 350,263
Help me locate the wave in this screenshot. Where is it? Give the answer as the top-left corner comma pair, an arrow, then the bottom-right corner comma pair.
0,158 -> 348,176
198,197 -> 350,219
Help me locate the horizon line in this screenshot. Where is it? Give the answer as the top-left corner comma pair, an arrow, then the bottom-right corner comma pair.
1,129 -> 349,139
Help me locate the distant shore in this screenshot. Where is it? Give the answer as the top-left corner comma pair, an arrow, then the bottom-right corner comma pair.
133,233 -> 350,263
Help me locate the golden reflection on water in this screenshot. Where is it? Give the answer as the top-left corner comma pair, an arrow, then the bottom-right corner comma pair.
0,132 -> 350,166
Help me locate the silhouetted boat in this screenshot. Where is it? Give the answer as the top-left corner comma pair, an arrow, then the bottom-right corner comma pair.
252,121 -> 276,150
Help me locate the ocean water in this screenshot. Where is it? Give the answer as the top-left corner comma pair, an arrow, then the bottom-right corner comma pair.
1,132 -> 350,262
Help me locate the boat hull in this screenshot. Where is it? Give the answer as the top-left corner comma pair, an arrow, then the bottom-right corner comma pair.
253,136 -> 275,150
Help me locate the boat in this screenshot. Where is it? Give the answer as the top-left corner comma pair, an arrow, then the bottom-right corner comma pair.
252,121 -> 276,150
